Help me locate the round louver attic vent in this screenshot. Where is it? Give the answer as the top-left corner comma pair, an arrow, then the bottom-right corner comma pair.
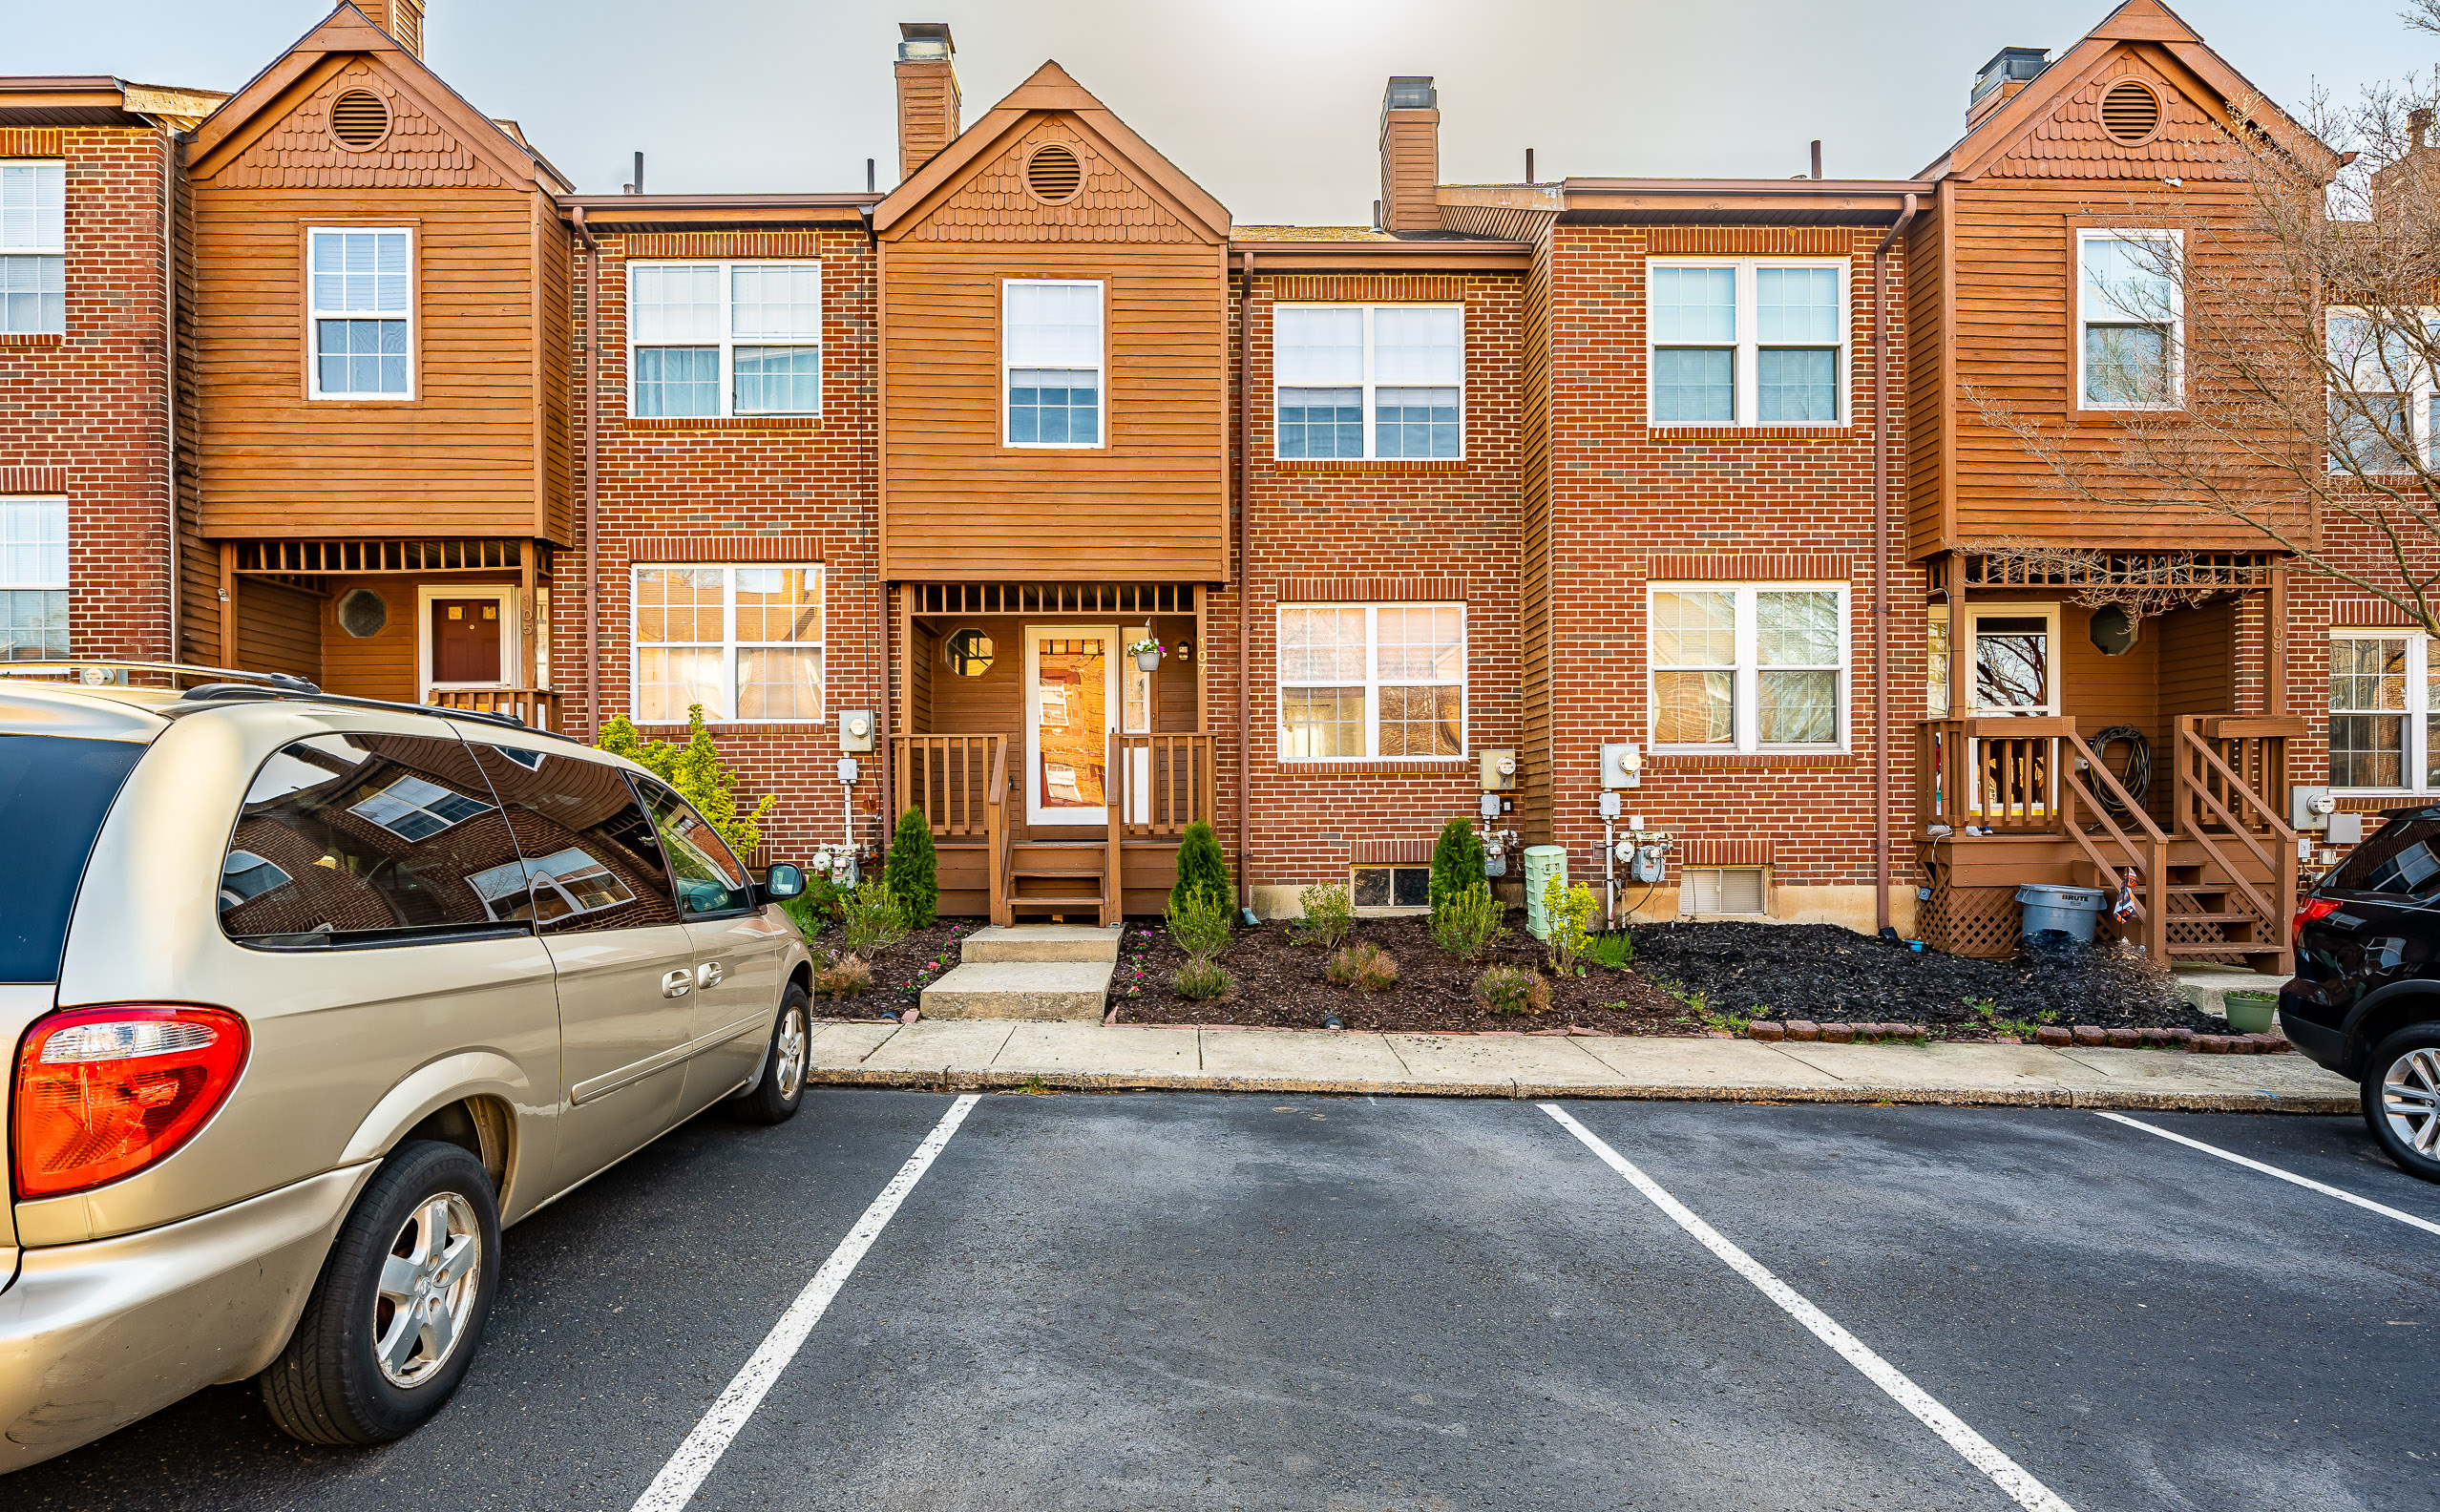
329,90 -> 392,150
338,588 -> 389,639
1026,143 -> 1083,204
2100,81 -> 2161,145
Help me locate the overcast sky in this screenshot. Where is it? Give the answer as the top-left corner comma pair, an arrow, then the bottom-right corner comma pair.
13,0 -> 2431,222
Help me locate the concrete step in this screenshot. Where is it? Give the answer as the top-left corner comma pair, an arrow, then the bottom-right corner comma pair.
920,960 -> 1113,1021
962,924 -> 1122,963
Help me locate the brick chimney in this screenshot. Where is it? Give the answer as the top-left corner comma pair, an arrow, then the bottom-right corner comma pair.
1378,77 -> 1439,236
357,0 -> 425,59
895,23 -> 959,182
1966,46 -> 2047,128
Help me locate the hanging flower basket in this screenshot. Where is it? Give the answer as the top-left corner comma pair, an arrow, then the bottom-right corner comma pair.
1127,638 -> 1165,672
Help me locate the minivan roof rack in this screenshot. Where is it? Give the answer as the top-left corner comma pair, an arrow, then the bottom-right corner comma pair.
0,661 -> 577,743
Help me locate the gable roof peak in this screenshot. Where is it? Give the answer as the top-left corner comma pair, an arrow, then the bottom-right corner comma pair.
2088,0 -> 2203,44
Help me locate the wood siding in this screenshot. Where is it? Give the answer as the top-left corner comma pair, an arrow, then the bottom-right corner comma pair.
2156,598 -> 2236,717
1903,189 -> 1949,559
235,578 -> 321,679
1516,222 -> 1555,843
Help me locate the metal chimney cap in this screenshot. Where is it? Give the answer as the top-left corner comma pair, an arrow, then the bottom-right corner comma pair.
897,22 -> 954,60
1970,46 -> 2049,103
1383,76 -> 1437,112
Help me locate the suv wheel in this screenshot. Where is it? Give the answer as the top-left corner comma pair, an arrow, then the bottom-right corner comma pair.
729,983 -> 812,1125
261,1139 -> 501,1444
2363,1025 -> 2440,1183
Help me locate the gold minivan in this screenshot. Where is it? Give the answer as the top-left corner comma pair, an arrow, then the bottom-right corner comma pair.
0,670 -> 813,1471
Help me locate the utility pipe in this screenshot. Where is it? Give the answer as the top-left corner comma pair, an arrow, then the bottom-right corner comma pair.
1236,250 -> 1255,923
158,122 -> 179,665
1870,191 -> 1919,940
572,206 -> 601,739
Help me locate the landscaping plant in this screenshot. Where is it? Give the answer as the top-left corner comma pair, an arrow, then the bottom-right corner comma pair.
1173,958 -> 1231,1001
1473,963 -> 1550,1016
1427,815 -> 1486,913
839,876 -> 909,956
597,705 -> 775,857
1581,929 -> 1633,970
1326,942 -> 1399,991
1294,881 -> 1356,950
885,808 -> 940,928
1429,880 -> 1507,962
813,952 -> 873,999
1170,819 -> 1233,914
1540,876 -> 1599,976
1166,888 -> 1236,1000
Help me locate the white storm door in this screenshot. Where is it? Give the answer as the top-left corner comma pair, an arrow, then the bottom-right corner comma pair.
1023,627 -> 1119,827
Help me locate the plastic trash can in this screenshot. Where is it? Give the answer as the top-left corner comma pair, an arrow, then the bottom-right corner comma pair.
1524,845 -> 1567,939
2013,883 -> 2106,942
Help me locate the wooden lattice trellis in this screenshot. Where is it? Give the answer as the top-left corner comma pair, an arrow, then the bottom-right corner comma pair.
1918,880 -> 2022,959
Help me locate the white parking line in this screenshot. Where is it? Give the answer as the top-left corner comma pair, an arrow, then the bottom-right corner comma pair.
2090,1109 -> 2440,1238
1540,1103 -> 2074,1512
630,1093 -> 982,1512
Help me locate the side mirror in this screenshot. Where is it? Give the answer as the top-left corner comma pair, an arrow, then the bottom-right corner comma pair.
764,862 -> 807,901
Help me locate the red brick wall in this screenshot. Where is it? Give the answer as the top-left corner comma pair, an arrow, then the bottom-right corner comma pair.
0,126 -> 175,663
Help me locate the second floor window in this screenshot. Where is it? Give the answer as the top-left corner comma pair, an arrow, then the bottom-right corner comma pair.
633,564 -> 823,724
2077,229 -> 2180,409
2327,308 -> 2432,474
1004,280 -> 1103,446
1651,584 -> 1846,750
0,496 -> 67,661
0,160 -> 64,336
629,262 -> 822,418
1274,304 -> 1463,458
308,227 -> 411,398
1648,262 -> 1844,426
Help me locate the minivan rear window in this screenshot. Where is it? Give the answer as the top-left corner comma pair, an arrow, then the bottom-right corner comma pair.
0,733 -> 146,982
2329,811 -> 2440,897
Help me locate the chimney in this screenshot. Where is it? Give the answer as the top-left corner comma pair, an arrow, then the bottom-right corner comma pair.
358,0 -> 425,60
895,23 -> 959,182
1966,46 -> 2048,128
1378,76 -> 1440,236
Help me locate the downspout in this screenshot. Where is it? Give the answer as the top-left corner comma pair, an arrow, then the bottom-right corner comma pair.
158,122 -> 178,665
1871,192 -> 1919,941
867,206 -> 889,856
572,206 -> 601,740
1236,250 -> 1256,925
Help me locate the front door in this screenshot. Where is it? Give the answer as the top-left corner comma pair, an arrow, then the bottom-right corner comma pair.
1024,627 -> 1117,827
431,597 -> 504,685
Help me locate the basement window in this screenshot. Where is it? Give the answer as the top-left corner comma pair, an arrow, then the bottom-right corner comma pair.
1679,867 -> 1767,916
1352,865 -> 1431,911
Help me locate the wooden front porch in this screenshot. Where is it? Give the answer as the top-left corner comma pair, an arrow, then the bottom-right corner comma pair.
1915,715 -> 2303,973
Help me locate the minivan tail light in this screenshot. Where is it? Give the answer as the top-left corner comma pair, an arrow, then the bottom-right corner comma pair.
2293,896 -> 2343,942
12,1005 -> 248,1200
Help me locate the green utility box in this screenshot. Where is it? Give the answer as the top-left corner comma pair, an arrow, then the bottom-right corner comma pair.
1524,845 -> 1567,938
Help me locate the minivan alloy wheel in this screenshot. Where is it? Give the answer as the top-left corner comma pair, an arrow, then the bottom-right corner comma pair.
373,1192 -> 483,1386
775,1004 -> 808,1100
2381,1047 -> 2440,1155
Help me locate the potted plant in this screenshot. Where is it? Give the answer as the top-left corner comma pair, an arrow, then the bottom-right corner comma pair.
1127,637 -> 1165,672
2222,988 -> 2279,1035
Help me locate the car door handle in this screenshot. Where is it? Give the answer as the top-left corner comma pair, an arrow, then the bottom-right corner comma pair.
661,969 -> 693,998
697,960 -> 725,989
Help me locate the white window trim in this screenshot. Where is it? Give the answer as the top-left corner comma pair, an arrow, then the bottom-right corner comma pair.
1001,278 -> 1106,450
2075,227 -> 2183,412
1274,600 -> 1469,763
0,494 -> 69,661
1271,304 -> 1468,460
305,224 -> 414,402
0,158 -> 65,338
1648,581 -> 1852,753
416,584 -> 518,697
2329,628 -> 2432,794
1926,601 -> 2062,718
629,562 -> 827,726
624,259 -> 824,419
2325,304 -> 2437,473
1644,259 -> 1849,429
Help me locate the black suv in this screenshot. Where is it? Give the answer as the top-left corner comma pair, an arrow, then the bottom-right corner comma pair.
2286,805 -> 2440,1180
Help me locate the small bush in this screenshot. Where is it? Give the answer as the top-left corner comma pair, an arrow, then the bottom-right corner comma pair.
1170,819 -> 1233,914
1428,816 -> 1487,913
598,705 -> 777,858
839,876 -> 909,956
1474,964 -> 1550,1016
1174,958 -> 1231,1001
1582,929 -> 1633,970
1541,877 -> 1599,976
1326,942 -> 1399,991
885,808 -> 939,929
1294,881 -> 1356,949
813,952 -> 873,999
1430,881 -> 1508,961
1167,888 -> 1235,961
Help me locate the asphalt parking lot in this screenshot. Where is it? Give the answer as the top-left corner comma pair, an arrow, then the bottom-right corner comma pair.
11,1089 -> 2439,1511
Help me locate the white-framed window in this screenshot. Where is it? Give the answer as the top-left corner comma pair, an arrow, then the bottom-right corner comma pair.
0,495 -> 68,661
2327,306 -> 2436,474
1646,260 -> 1846,426
308,226 -> 412,398
2328,631 -> 2440,791
1351,864 -> 1432,911
0,160 -> 64,336
632,563 -> 824,724
2077,228 -> 2181,410
1926,603 -> 2061,718
1003,279 -> 1103,447
1273,304 -> 1463,458
1276,602 -> 1465,760
1649,583 -> 1847,751
627,261 -> 822,418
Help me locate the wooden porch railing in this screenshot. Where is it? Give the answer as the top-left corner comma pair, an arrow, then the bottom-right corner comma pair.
985,738 -> 1012,927
428,687 -> 558,731
1918,717 -> 2072,834
1116,733 -> 1217,838
890,734 -> 1003,838
2057,729 -> 2169,959
2172,716 -> 2303,975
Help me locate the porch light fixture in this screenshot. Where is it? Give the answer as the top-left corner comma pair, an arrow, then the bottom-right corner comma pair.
1175,639 -> 1193,664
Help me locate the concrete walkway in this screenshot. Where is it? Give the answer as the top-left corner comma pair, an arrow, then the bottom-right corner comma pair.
807,1019 -> 2359,1113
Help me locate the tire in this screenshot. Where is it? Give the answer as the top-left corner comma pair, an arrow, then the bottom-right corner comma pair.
2361,1024 -> 2440,1184
260,1140 -> 501,1445
728,983 -> 811,1125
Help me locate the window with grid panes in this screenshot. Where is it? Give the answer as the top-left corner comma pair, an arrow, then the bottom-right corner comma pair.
2327,309 -> 2433,474
628,262 -> 821,418
2077,230 -> 2180,409
0,160 -> 64,336
633,565 -> 823,724
1276,603 -> 1464,760
0,497 -> 67,661
2330,634 -> 2412,788
1648,261 -> 1844,426
308,227 -> 410,397
1004,280 -> 1102,446
1651,585 -> 1846,750
1273,304 -> 1462,458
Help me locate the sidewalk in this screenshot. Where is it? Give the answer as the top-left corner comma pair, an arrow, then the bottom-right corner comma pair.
807,1019 -> 2359,1113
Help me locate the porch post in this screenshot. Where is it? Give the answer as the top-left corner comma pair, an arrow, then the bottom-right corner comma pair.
2265,564 -> 2287,719
216,541 -> 236,669
1944,550 -> 1967,720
